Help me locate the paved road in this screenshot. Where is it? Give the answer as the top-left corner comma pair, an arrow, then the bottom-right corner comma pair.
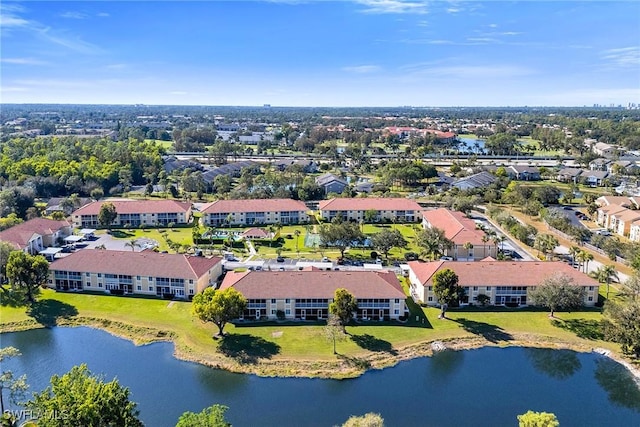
554,245 -> 629,283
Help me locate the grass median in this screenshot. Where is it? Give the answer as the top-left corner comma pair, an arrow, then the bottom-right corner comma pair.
0,288 -> 623,378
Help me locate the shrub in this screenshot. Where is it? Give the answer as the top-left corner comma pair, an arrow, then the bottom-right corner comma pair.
477,294 -> 490,306
276,310 -> 286,320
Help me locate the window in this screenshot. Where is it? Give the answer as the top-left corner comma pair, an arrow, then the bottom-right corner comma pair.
589,286 -> 595,291
137,285 -> 142,291
149,286 -> 154,291
285,309 -> 291,315
137,276 -> 141,280
271,309 -> 276,315
394,299 -> 400,303
148,277 -> 153,281
285,299 -> 290,303
588,296 -> 593,301
271,299 -> 276,304
86,282 -> 91,287
394,309 -> 399,315
97,273 -> 102,277
428,286 -> 432,291
98,283 -> 102,288
428,297 -> 433,302
473,286 -> 478,291
486,287 -> 491,291
189,279 -> 193,284
189,289 -> 194,295
86,272 -> 90,277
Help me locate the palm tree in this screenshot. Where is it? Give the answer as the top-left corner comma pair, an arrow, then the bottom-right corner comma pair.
481,235 -> 490,258
124,239 -> 141,252
463,242 -> 474,260
583,251 -> 594,273
596,264 -> 618,300
294,229 -> 301,256
415,227 -> 453,260
569,246 -> 581,267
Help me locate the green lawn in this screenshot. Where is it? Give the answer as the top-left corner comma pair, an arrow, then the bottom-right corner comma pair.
0,287 -> 622,378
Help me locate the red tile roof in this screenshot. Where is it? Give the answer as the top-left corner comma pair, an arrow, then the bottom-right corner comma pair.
0,218 -> 71,250
422,208 -> 488,245
220,270 -> 406,300
241,228 -> 270,239
50,250 -> 221,279
200,198 -> 308,214
612,209 -> 640,222
72,199 -> 192,215
408,261 -> 599,287
318,198 -> 422,212
596,196 -> 631,207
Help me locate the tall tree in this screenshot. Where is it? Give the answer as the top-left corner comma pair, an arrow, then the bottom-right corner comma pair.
98,202 -> 117,229
27,364 -> 143,427
0,241 -> 15,287
371,229 -> 407,259
175,404 -> 231,427
432,268 -> 464,319
329,288 -> 358,332
595,264 -> 618,300
319,219 -> 365,258
415,227 -> 453,260
0,347 -> 28,414
602,298 -> 640,357
529,273 -> 586,318
192,287 -> 247,337
324,313 -> 346,355
6,251 -> 49,304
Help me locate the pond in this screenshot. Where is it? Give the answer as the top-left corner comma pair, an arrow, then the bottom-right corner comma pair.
2,327 -> 639,427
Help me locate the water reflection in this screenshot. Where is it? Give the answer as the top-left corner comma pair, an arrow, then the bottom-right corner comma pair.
429,350 -> 465,382
195,365 -> 249,395
594,357 -> 640,412
525,348 -> 581,380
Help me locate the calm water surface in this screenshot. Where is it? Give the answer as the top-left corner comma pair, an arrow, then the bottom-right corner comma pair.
2,327 -> 640,427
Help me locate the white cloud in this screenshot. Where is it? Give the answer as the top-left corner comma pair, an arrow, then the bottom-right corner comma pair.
356,0 -> 429,15
401,63 -> 535,79
0,86 -> 29,93
446,8 -> 461,14
59,11 -> 88,20
170,91 -> 188,95
489,23 -> 498,28
0,6 -> 103,54
601,47 -> 640,68
1,57 -> 48,65
97,12 -> 110,18
343,65 -> 381,73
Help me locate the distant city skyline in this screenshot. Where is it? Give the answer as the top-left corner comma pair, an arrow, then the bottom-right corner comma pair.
1,1 -> 639,107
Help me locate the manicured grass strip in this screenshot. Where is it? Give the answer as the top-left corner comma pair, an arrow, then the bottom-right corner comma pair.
0,289 -> 624,379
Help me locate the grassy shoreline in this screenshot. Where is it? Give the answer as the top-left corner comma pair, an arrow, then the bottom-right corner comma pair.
2,290 -> 638,380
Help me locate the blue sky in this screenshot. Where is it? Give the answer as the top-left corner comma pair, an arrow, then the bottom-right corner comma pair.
1,1 -> 638,107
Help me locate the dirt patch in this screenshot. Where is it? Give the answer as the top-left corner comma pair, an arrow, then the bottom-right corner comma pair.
271,331 -> 283,338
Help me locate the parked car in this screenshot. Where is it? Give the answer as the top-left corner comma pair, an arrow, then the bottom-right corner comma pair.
276,256 -> 285,262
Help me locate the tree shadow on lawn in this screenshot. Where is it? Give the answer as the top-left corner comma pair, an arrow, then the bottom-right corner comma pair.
404,298 -> 433,329
337,354 -> 372,370
218,334 -> 281,364
551,318 -> 604,340
26,299 -> 79,327
0,288 -> 26,307
350,334 -> 398,355
453,318 -> 513,343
